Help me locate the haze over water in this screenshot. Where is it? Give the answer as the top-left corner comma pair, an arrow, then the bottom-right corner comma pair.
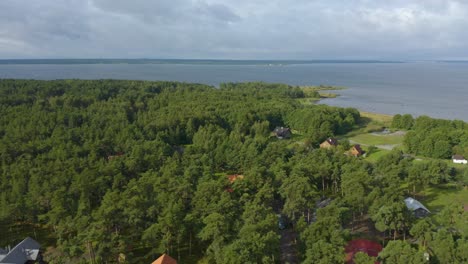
0,60 -> 467,121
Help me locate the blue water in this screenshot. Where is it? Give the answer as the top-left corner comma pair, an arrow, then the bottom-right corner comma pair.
0,60 -> 467,121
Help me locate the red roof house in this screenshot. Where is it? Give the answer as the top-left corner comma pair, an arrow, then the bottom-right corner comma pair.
151,254 -> 177,264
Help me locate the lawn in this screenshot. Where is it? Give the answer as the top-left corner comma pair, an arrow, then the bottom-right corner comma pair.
348,133 -> 405,146
421,184 -> 468,214
363,148 -> 391,163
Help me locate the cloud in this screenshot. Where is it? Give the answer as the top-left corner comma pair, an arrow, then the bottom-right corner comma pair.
0,0 -> 468,59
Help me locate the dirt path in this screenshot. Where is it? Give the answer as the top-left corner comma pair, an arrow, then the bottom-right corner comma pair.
280,228 -> 299,264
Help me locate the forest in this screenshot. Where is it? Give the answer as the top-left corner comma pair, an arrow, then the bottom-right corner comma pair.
392,114 -> 468,159
0,79 -> 466,264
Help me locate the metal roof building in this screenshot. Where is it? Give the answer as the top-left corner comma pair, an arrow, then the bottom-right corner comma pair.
404,197 -> 430,218
0,237 -> 41,264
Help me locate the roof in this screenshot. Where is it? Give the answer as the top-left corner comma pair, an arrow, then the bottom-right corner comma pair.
273,127 -> 291,138
274,127 -> 290,132
345,239 -> 382,264
316,198 -> 333,209
0,237 -> 40,264
352,144 -> 364,154
152,254 -> 177,264
404,197 -> 430,213
452,154 -> 466,160
325,138 -> 338,145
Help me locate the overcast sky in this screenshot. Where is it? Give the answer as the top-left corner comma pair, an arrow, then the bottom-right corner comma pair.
1,0 -> 468,59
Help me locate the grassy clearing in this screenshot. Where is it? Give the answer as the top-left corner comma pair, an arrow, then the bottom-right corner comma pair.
359,111 -> 393,125
363,148 -> 391,163
422,184 -> 468,213
348,133 -> 404,146
318,92 -> 339,98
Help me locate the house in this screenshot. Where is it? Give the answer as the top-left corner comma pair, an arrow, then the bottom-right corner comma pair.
151,254 -> 177,264
273,127 -> 292,139
320,138 -> 338,149
349,144 -> 364,157
0,237 -> 41,264
404,197 -> 430,218
452,155 -> 467,164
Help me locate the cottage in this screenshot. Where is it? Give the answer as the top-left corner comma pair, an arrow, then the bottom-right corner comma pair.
273,127 -> 292,139
151,254 -> 177,264
0,237 -> 41,264
452,155 -> 467,164
320,138 -> 338,149
349,144 -> 364,157
404,197 -> 430,218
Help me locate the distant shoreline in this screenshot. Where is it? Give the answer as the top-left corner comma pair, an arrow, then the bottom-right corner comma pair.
0,59 -> 405,65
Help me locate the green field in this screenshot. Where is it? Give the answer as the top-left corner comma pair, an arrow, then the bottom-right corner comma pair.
348,133 -> 405,146
423,184 -> 468,213
362,148 -> 391,163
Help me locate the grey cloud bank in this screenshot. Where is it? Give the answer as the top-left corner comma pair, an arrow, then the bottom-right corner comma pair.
1,0 -> 468,59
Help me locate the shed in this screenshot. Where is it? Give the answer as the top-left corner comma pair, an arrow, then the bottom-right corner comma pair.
452,155 -> 467,164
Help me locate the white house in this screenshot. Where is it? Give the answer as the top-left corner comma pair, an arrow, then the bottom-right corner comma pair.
452,155 -> 467,164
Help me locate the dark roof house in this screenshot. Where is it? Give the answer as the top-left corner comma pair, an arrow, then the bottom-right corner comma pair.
0,237 -> 41,264
273,127 -> 292,139
320,138 -> 338,149
350,144 -> 364,157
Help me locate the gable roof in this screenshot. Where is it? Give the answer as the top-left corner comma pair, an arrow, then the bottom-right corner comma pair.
404,197 -> 430,213
352,144 -> 364,154
327,138 -> 338,145
325,137 -> 338,146
452,154 -> 466,160
0,237 -> 40,264
152,254 -> 177,264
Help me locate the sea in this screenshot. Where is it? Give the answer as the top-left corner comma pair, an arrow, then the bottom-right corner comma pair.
0,59 -> 467,121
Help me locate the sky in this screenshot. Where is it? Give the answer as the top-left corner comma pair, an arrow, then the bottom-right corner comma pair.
1,0 -> 468,60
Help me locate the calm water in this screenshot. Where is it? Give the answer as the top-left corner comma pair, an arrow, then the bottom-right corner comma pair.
0,61 -> 467,121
